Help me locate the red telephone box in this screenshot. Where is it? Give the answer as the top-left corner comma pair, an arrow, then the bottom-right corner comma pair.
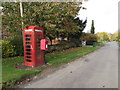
24,26 -> 48,67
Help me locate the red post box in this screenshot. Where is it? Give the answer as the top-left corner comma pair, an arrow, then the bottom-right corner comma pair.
24,25 -> 47,67
40,39 -> 48,50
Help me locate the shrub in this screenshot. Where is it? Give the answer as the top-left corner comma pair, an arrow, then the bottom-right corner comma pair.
47,41 -> 77,53
81,33 -> 98,45
10,35 -> 24,56
1,40 -> 16,58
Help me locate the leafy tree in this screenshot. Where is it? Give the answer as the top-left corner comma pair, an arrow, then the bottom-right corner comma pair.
2,2 -> 22,36
90,20 -> 95,34
2,3 -> 79,33
69,17 -> 87,46
2,2 -> 87,45
81,33 -> 98,42
111,31 -> 119,41
97,32 -> 110,41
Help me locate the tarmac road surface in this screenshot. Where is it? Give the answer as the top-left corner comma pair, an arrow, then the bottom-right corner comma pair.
22,42 -> 118,88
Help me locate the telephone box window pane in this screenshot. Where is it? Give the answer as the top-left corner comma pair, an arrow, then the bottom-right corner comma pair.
38,38 -> 41,40
26,35 -> 31,37
37,35 -> 41,37
26,49 -> 31,51
37,45 -> 40,47
37,41 -> 40,44
37,55 -> 41,59
37,49 -> 41,59
26,56 -> 31,58
26,59 -> 32,62
26,38 -> 30,41
26,53 -> 31,55
37,38 -> 41,41
26,42 -> 31,44
26,45 -> 31,48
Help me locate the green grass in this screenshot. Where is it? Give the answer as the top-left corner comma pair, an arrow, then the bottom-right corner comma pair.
46,47 -> 99,66
95,42 -> 107,47
2,57 -> 40,88
2,46 -> 99,88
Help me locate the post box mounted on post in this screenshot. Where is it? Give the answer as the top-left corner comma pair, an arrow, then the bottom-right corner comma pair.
23,26 -> 48,67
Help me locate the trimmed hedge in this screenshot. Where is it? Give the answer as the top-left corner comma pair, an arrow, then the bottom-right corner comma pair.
47,41 -> 78,53
2,37 -> 81,58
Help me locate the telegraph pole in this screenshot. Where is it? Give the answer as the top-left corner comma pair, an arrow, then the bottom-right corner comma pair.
19,1 -> 24,35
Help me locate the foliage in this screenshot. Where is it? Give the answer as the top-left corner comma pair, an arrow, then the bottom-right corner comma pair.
111,31 -> 119,41
90,20 -> 95,34
94,42 -> 105,47
47,41 -> 77,53
81,33 -> 98,42
9,35 -> 24,56
1,40 -> 16,58
2,2 -> 22,36
3,46 -> 99,88
68,17 -> 87,46
2,3 -> 79,35
2,2 -> 87,45
80,33 -> 98,45
97,32 -> 110,41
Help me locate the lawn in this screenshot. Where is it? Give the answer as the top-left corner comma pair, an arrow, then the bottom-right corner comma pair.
2,57 -> 39,88
2,46 -> 99,88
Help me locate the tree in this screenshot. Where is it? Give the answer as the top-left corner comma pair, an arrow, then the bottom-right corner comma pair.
97,32 -> 110,41
2,2 -> 87,45
81,33 -> 98,42
2,2 -> 80,35
90,20 -> 95,34
2,2 -> 22,36
111,31 -> 119,41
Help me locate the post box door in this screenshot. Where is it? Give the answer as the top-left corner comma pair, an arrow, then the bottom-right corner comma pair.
40,39 -> 48,50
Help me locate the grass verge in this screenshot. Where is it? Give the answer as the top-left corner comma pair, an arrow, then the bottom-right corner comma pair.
2,46 -> 99,88
118,41 -> 120,46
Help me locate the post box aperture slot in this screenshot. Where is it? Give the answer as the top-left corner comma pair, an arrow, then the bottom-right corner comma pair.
26,52 -> 31,55
26,59 -> 32,62
26,35 -> 31,37
26,38 -> 31,41
26,49 -> 31,51
26,45 -> 31,48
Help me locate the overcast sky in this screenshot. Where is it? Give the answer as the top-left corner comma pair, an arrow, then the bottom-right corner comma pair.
78,0 -> 119,34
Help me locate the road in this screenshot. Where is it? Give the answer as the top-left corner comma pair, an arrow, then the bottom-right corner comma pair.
23,42 -> 118,88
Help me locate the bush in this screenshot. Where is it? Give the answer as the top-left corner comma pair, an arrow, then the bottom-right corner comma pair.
81,33 -> 98,45
1,40 -> 16,58
10,35 -> 24,56
47,41 -> 77,53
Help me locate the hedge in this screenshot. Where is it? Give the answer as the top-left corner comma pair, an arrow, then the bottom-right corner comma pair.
1,40 -> 16,58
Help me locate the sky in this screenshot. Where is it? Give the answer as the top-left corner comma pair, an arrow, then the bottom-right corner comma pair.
78,0 -> 119,34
